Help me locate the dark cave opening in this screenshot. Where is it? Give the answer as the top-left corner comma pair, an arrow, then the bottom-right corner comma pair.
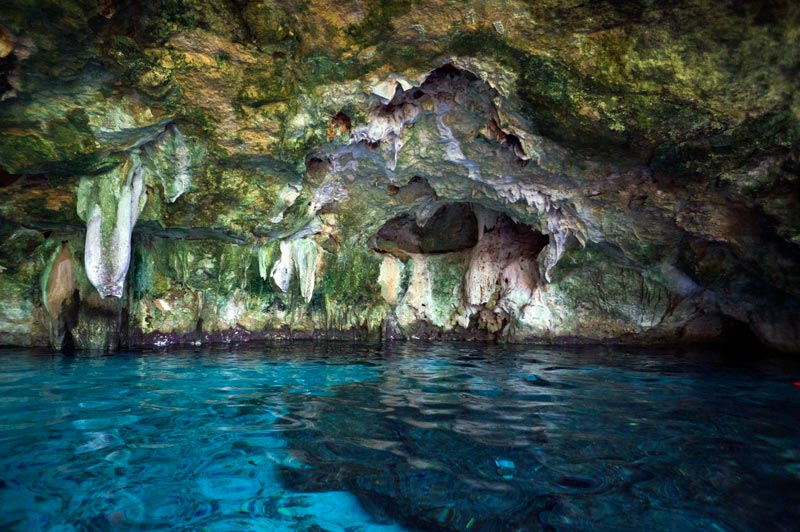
374,202 -> 479,255
484,213 -> 551,267
373,203 -> 549,262
372,202 -> 551,338
422,63 -> 481,86
0,166 -> 17,187
718,315 -> 779,356
0,51 -> 17,98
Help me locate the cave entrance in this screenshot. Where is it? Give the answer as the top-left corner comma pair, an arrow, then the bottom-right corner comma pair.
0,166 -> 17,187
374,202 -> 479,256
371,202 -> 550,336
373,202 -> 548,262
373,202 -> 550,334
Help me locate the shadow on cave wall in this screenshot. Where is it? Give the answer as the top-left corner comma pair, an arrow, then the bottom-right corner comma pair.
373,201 -> 548,260
371,200 -> 550,339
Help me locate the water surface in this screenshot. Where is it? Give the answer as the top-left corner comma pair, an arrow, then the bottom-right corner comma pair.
0,343 -> 798,531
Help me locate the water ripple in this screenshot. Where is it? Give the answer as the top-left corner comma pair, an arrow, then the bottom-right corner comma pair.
0,344 -> 798,532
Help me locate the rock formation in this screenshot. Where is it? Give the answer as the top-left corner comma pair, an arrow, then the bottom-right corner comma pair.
0,0 -> 798,352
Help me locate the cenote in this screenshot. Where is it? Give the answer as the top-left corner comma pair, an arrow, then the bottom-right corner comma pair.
2,1 -> 800,530
1,343 -> 799,531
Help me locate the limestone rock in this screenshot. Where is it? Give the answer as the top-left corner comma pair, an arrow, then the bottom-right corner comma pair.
0,0 -> 798,352
77,155 -> 146,298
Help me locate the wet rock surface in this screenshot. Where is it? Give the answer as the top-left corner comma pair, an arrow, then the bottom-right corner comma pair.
0,1 -> 798,352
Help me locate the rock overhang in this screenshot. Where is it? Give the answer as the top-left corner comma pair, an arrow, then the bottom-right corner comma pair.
0,0 -> 797,352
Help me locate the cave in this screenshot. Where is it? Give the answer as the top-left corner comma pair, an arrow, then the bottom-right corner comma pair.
372,202 -> 551,337
0,1 -> 799,530
374,202 -> 481,255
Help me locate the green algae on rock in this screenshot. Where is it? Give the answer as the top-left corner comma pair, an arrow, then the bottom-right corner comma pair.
0,0 -> 799,352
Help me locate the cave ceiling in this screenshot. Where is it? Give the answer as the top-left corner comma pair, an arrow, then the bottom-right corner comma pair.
0,0 -> 798,352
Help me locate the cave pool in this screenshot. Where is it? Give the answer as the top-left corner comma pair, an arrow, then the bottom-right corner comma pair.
1,343 -> 798,531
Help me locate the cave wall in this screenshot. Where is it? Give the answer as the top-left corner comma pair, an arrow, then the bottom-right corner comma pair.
1,1 -> 799,352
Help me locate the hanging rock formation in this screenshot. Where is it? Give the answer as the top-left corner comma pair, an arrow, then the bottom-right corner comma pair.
77,154 -> 145,297
0,0 -> 798,352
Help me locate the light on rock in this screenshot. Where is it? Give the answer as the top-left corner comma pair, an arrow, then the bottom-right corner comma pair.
270,238 -> 320,303
78,155 -> 146,298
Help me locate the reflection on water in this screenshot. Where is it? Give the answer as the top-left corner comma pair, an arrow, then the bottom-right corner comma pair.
0,343 -> 798,531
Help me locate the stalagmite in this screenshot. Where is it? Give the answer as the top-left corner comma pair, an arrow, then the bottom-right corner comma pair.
395,254 -> 435,328
465,231 -> 504,307
42,241 -> 76,347
378,255 -> 404,306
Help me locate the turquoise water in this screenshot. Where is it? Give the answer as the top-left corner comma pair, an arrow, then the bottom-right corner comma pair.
0,344 -> 798,531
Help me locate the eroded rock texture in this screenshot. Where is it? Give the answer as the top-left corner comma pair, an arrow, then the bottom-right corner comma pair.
0,0 -> 798,352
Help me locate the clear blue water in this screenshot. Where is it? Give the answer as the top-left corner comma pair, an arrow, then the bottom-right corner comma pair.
0,343 -> 798,532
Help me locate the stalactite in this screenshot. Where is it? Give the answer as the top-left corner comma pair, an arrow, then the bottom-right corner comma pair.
77,154 -> 146,298
540,207 -> 569,283
162,125 -> 191,202
351,101 -> 420,171
141,124 -> 201,204
270,241 -> 294,294
434,99 -> 482,182
270,238 -> 320,303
